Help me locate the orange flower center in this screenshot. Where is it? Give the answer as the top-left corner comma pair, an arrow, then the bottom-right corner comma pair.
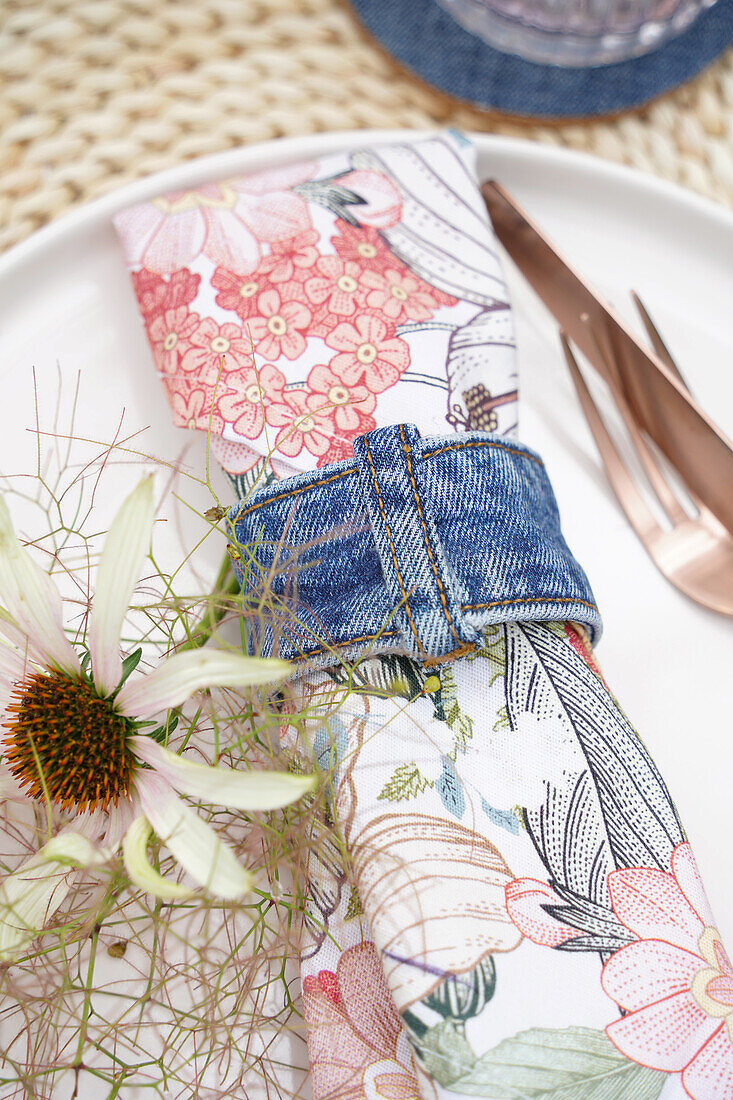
356,342 -> 378,365
3,671 -> 136,813
267,314 -> 287,337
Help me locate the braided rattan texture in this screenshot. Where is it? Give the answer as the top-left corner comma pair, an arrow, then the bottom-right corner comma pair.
2,0 -> 733,253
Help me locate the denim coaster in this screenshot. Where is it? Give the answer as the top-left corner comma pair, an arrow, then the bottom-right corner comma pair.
348,0 -> 733,118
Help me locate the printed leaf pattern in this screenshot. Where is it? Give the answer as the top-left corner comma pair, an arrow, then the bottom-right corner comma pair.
344,885 -> 363,922
446,1027 -> 668,1099
493,704 -> 510,731
480,795 -> 520,835
506,623 -> 684,950
421,955 -> 496,1023
378,762 -> 431,803
435,756 -> 465,819
439,664 -> 474,755
414,1020 -> 476,1088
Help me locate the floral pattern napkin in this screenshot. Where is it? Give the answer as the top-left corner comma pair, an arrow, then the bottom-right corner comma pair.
114,132 -> 732,1100
114,131 -> 517,491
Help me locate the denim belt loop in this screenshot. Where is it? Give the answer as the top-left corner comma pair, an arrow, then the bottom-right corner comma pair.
227,423 -> 602,668
352,424 -> 478,659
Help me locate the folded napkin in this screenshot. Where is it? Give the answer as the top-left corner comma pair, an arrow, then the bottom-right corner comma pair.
115,133 -> 731,1100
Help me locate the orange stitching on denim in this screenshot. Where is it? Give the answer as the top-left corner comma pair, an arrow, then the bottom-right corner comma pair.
421,439 -> 544,467
230,466 -> 355,523
422,642 -> 477,666
461,595 -> 599,612
297,627 -> 400,659
399,424 -> 461,649
363,436 -> 425,655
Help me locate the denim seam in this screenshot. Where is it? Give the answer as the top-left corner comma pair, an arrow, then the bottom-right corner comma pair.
231,439 -> 543,531
399,423 -> 462,649
462,595 -> 599,612
230,466 -> 355,523
362,434 -> 426,655
297,626 -> 401,659
420,439 -> 544,467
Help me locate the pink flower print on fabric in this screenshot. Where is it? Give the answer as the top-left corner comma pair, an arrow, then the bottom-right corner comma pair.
180,318 -> 254,387
165,378 -> 222,434
132,268 -> 200,324
114,164 -> 315,276
304,257 -> 368,321
257,229 -> 320,284
147,307 -> 200,376
302,943 -> 423,1100
217,364 -> 286,440
305,363 -> 376,434
331,221 -> 394,274
361,267 -> 441,324
247,288 -> 312,362
337,170 -> 402,228
265,388 -> 333,460
211,267 -> 275,323
505,878 -> 585,948
600,842 -> 733,1100
325,313 -> 410,393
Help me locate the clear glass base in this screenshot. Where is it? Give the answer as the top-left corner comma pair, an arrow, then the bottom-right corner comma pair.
436,0 -> 716,66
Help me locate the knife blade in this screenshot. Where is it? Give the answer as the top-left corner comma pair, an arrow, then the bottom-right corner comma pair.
481,180 -> 733,538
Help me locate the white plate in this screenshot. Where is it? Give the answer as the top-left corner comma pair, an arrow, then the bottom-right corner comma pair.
0,129 -> 731,957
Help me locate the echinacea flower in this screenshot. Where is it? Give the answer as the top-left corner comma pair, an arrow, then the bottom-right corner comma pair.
0,478 -> 314,960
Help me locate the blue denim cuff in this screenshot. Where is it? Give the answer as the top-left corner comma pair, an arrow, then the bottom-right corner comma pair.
227,423 -> 601,665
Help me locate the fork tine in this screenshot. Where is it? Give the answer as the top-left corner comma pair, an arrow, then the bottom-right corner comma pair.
631,291 -> 691,393
560,333 -> 667,545
586,317 -> 689,526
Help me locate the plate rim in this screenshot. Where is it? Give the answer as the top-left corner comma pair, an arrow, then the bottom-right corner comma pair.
2,128 -> 733,279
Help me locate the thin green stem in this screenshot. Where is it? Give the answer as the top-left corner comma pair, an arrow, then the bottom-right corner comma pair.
176,554 -> 241,653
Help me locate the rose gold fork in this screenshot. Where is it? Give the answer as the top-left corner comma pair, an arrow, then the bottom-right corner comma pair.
560,325 -> 733,617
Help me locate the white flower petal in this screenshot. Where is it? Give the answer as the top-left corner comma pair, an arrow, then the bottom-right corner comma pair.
0,762 -> 26,803
116,650 -> 290,720
0,639 -> 28,682
132,735 -> 316,811
0,498 -> 79,675
0,832 -> 107,961
136,772 -> 252,900
0,641 -> 31,726
122,816 -> 194,901
88,477 -> 155,697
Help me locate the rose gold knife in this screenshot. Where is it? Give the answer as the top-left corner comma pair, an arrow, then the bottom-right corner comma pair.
481,180 -> 733,538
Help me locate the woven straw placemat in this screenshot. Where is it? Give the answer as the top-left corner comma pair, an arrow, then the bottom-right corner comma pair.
2,0 -> 733,255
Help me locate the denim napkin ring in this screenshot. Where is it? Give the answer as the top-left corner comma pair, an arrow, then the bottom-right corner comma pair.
227,423 -> 601,665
